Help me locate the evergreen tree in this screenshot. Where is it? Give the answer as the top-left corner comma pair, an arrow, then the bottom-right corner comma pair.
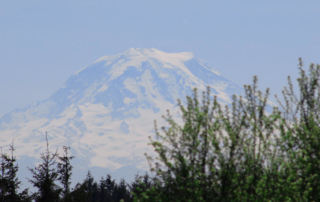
83,171 -> 94,202
0,144 -> 32,202
57,146 -> 74,201
91,181 -> 99,202
18,189 -> 33,202
98,176 -> 106,202
70,182 -> 89,202
130,173 -> 152,200
104,174 -> 115,201
2,141 -> 22,202
0,147 -> 8,202
114,179 -> 130,202
28,132 -> 61,202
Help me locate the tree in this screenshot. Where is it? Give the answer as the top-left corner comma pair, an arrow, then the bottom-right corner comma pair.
2,141 -> 22,202
130,173 -> 152,200
28,132 -> 61,202
275,59 -> 320,201
70,182 -> 89,202
81,171 -> 96,202
133,59 -> 320,201
0,143 -> 32,202
0,147 -> 8,202
57,146 -> 74,201
98,176 -> 106,202
113,179 -> 130,202
104,174 -> 115,201
135,81 -> 283,201
91,181 -> 99,202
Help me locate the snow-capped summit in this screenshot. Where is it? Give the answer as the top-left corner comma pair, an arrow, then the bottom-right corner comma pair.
0,48 -> 242,186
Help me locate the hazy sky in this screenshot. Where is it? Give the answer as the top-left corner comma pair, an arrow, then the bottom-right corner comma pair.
0,1 -> 319,116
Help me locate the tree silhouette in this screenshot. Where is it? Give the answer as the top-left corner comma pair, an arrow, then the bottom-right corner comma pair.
57,146 -> 74,201
28,132 -> 61,202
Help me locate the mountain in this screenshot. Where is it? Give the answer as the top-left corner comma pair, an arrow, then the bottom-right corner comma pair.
0,48 -> 243,187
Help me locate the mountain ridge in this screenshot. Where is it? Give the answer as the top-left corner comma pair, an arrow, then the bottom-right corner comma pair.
0,48 -> 243,187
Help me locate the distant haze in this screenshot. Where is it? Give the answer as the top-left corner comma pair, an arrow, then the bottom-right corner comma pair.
0,1 -> 320,116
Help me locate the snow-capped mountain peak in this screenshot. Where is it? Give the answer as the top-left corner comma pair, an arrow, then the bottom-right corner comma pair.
0,48 -> 242,186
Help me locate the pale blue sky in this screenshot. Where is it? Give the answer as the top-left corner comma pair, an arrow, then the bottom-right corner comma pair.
0,0 -> 319,116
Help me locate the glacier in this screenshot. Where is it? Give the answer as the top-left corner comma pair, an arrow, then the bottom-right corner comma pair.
0,48 -> 243,188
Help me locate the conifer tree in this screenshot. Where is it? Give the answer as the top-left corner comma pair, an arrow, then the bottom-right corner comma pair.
98,176 -> 106,202
57,146 -> 74,201
83,171 -> 94,202
70,182 -> 89,202
130,173 -> 152,200
104,174 -> 115,201
2,141 -> 22,202
0,144 -> 31,202
114,179 -> 130,202
91,181 -> 99,202
0,147 -> 7,202
28,132 -> 61,202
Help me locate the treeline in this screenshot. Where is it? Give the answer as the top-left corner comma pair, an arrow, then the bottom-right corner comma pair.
0,138 -> 153,202
2,59 -> 320,202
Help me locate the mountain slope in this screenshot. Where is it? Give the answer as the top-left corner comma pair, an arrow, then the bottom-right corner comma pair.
0,48 -> 242,183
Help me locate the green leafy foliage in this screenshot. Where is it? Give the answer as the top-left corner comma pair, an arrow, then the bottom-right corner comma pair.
275,59 -> 320,201
135,59 -> 320,201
